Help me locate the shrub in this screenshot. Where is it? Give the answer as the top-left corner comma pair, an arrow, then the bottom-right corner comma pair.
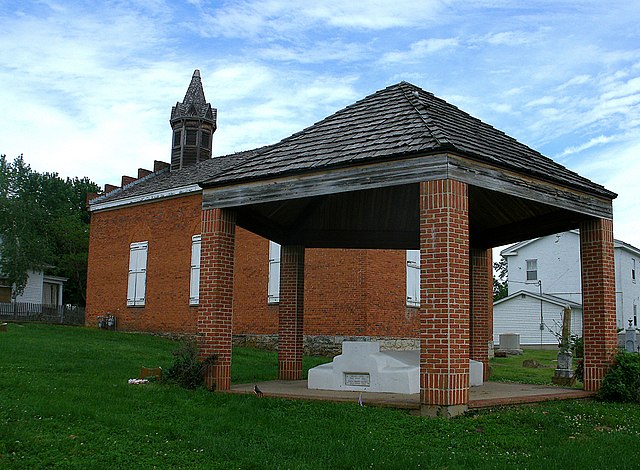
597,352 -> 640,403
574,359 -> 584,382
571,336 -> 583,359
163,341 -> 216,390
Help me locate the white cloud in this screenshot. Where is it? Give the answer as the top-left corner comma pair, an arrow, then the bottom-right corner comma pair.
558,135 -> 616,158
572,140 -> 640,249
525,96 -> 556,107
483,30 -> 533,46
256,40 -> 370,64
191,0 -> 452,40
380,38 -> 459,64
557,74 -> 591,90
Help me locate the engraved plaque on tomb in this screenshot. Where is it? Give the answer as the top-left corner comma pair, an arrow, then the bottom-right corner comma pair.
344,372 -> 370,387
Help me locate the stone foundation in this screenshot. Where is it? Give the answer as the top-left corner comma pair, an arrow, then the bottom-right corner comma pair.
233,334 -> 420,356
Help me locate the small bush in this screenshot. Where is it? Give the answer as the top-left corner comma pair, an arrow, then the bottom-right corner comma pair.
571,336 -> 583,359
574,358 -> 584,382
597,352 -> 640,403
163,341 -> 216,390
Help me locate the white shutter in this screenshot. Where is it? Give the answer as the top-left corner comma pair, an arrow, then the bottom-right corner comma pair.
190,235 -> 201,305
406,250 -> 420,307
127,241 -> 148,306
268,241 -> 281,303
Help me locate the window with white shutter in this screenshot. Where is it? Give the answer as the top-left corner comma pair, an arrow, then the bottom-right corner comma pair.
268,241 -> 281,304
190,235 -> 201,305
406,250 -> 420,307
127,241 -> 148,306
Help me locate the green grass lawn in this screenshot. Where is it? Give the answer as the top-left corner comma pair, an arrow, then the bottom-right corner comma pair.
1,324 -> 639,469
490,348 -> 582,386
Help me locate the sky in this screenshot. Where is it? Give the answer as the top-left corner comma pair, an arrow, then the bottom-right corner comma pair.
0,0 -> 639,248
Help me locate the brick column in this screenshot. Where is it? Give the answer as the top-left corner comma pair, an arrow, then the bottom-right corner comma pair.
198,208 -> 236,391
278,245 -> 305,380
580,218 -> 617,391
470,247 -> 493,380
419,179 -> 470,418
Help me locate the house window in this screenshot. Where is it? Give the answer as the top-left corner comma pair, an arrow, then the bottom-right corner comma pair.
173,129 -> 182,147
185,129 -> 198,146
406,250 -> 420,307
190,235 -> 201,305
0,278 -> 11,303
526,259 -> 538,281
127,241 -> 148,306
201,130 -> 210,148
632,258 -> 636,283
268,241 -> 280,303
634,304 -> 638,327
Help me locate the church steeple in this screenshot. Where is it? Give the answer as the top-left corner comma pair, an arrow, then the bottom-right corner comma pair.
170,70 -> 217,171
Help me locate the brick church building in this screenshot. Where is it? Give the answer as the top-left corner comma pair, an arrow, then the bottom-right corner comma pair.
87,71 -> 422,354
87,70 -> 617,416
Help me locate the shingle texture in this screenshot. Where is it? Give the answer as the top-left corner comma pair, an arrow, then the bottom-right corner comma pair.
203,82 -> 615,198
92,81 -> 615,206
171,69 -> 216,123
92,148 -> 262,204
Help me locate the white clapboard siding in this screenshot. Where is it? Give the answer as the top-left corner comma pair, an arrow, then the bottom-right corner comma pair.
494,293 -> 583,345
14,270 -> 43,304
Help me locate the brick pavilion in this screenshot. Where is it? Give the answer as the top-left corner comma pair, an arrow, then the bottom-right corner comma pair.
88,70 -> 617,417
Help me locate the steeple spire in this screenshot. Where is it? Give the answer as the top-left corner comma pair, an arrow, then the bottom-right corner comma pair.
170,69 -> 217,171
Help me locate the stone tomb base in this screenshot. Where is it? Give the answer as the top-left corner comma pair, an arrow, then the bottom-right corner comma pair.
308,341 -> 483,395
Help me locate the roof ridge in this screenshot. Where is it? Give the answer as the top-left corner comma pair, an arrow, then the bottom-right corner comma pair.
397,82 -> 452,148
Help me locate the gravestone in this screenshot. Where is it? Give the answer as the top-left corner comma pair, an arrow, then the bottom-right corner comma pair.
625,320 -> 638,353
552,306 -> 575,386
497,333 -> 523,355
308,341 -> 484,394
308,341 -> 419,394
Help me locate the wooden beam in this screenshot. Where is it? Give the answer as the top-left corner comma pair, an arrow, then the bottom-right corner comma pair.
448,156 -> 613,220
472,211 -> 586,248
203,153 -> 613,220
202,154 -> 449,209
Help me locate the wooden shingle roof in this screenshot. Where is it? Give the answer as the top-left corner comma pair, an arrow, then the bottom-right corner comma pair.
202,82 -> 615,199
92,81 -> 615,208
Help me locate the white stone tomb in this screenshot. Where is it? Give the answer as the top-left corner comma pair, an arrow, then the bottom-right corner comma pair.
308,341 -> 483,394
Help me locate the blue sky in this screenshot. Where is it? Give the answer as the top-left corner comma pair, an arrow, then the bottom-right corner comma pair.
1,0 -> 639,247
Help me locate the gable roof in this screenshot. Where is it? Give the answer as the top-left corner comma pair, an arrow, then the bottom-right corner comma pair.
494,290 -> 582,309
90,81 -> 616,210
501,230 -> 640,257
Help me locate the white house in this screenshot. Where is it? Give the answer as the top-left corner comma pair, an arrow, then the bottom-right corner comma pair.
494,291 -> 583,345
0,270 -> 66,307
494,230 -> 640,345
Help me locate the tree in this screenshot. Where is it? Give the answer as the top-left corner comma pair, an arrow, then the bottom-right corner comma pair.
493,255 -> 508,301
0,154 -> 100,305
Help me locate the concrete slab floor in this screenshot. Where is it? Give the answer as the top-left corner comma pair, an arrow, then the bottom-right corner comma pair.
227,380 -> 595,410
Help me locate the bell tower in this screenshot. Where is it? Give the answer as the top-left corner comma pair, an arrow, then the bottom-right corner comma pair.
170,70 -> 217,171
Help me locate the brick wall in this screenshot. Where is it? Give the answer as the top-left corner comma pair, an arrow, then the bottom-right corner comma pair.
86,194 -> 203,333
87,193 -> 420,340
